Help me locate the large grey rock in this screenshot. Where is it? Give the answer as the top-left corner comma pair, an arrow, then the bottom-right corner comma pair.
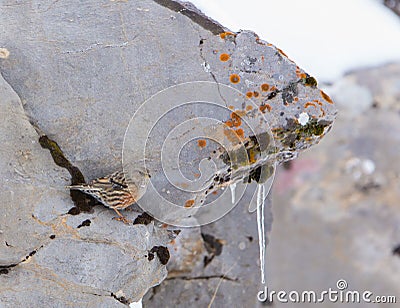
0,74 -> 169,305
145,187 -> 273,307
0,0 -> 335,181
0,0 -> 337,306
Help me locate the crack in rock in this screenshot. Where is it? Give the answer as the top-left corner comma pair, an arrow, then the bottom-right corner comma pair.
38,135 -> 95,212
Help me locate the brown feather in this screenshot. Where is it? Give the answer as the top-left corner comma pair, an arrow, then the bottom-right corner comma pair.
68,171 -> 136,210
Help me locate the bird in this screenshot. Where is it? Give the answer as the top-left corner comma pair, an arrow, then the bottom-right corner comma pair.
68,171 -> 137,224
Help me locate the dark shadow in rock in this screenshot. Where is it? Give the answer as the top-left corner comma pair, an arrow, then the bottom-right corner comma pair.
133,212 -> 154,225
393,245 -> 400,257
201,233 -> 223,267
149,246 -> 170,265
77,219 -> 91,228
39,135 -> 95,212
152,0 -> 225,35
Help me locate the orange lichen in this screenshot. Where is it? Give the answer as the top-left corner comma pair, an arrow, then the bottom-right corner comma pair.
298,73 -> 307,79
235,128 -> 245,140
270,86 -> 277,91
224,122 -> 242,143
248,149 -> 257,164
313,99 -> 323,106
304,102 -> 317,109
253,91 -> 260,98
230,111 -> 242,127
212,191 -> 218,195
228,105 -> 235,110
194,173 -> 200,178
246,91 -> 253,98
294,97 -> 299,102
277,48 -> 288,57
261,83 -> 270,92
184,199 -> 195,208
220,31 -> 235,39
246,105 -> 253,111
197,139 -> 207,148
259,104 -> 272,113
225,119 -> 233,127
220,53 -> 230,62
230,74 -> 240,84
320,90 -> 333,104
234,110 -> 247,117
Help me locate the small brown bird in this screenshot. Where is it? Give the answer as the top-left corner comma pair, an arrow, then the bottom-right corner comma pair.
68,171 -> 136,223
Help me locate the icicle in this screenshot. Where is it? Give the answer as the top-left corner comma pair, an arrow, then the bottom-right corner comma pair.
229,183 -> 237,204
129,298 -> 142,308
256,183 -> 266,284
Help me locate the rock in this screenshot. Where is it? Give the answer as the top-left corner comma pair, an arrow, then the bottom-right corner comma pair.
269,63 -> 400,303
0,72 -> 69,266
0,74 -> 170,305
384,0 -> 400,17
328,77 -> 373,117
0,0 -> 335,180
145,187 -> 273,307
0,0 -> 337,306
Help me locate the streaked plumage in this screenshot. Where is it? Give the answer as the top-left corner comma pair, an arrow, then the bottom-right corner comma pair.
68,171 -> 135,223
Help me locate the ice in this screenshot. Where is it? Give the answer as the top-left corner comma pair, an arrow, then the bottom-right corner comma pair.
130,298 -> 142,308
230,183 -> 237,204
256,183 -> 266,284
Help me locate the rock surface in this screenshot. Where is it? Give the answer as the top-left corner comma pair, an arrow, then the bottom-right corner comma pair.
0,74 -> 169,306
384,0 -> 400,17
0,0 -> 336,306
144,187 -> 274,307
0,0 -> 335,181
269,63 -> 400,307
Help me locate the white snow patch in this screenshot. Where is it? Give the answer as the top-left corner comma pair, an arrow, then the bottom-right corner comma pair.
298,112 -> 309,126
130,298 -> 143,308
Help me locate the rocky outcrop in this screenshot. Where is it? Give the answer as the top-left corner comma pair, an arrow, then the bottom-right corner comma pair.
0,0 -> 336,306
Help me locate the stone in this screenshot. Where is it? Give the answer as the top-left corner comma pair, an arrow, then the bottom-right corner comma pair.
145,187 -> 273,307
269,63 -> 400,305
0,0 -> 337,306
0,74 -> 170,305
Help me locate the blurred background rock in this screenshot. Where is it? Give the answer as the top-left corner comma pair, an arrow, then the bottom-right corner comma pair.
384,0 -> 400,16
268,62 -> 400,307
155,0 -> 400,307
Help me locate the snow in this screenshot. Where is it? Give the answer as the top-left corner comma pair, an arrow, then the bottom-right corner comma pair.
130,298 -> 142,308
190,0 -> 400,82
256,184 -> 266,284
229,183 -> 237,204
298,112 -> 310,126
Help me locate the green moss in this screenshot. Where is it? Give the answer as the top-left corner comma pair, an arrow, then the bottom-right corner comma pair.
297,120 -> 325,136
273,118 -> 330,150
